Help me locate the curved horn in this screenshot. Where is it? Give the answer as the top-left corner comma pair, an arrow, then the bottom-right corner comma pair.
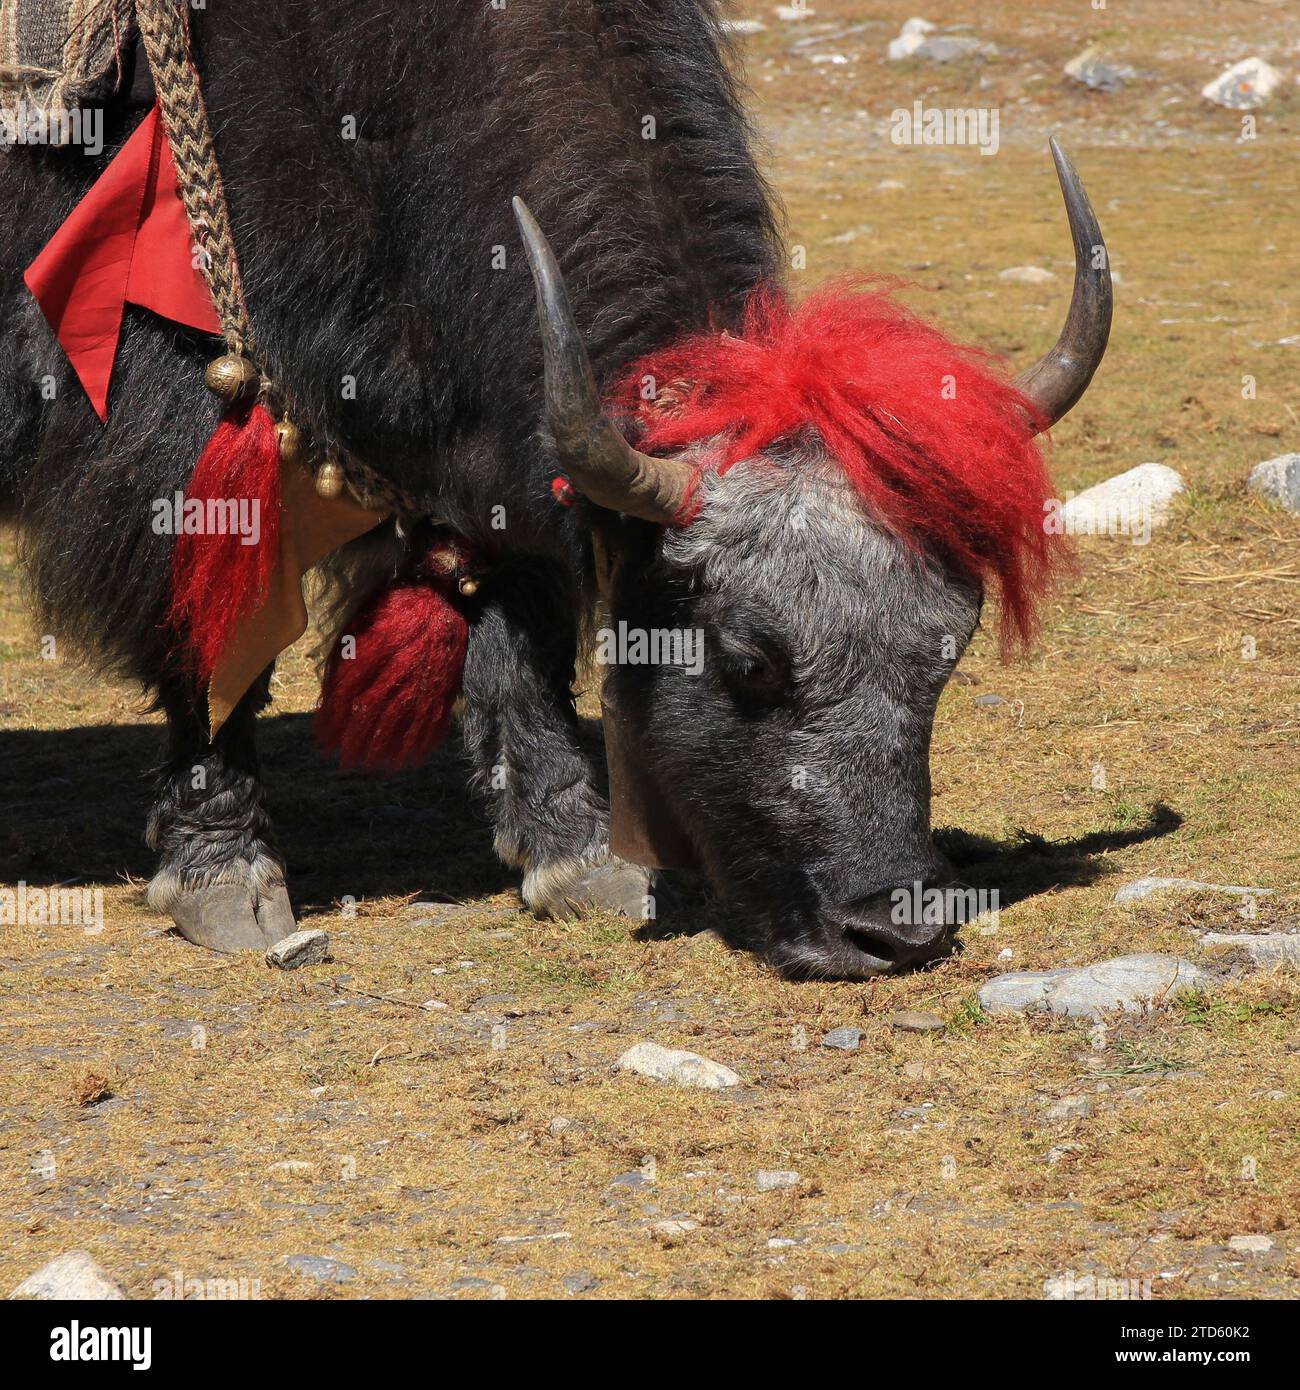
512,197 -> 697,524
1015,138 -> 1113,433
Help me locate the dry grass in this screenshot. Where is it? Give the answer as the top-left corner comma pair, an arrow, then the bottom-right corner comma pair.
1,0 -> 1299,1299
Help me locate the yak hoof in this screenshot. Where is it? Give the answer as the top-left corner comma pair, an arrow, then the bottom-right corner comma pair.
169,882 -> 297,954
558,859 -> 656,922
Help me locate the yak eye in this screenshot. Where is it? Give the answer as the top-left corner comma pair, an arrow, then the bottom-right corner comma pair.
715,629 -> 790,702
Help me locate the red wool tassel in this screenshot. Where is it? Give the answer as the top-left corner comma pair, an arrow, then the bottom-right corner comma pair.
315,561 -> 470,774
167,403 -> 282,681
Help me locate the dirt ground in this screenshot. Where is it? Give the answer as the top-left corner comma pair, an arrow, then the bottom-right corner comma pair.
2,0 -> 1299,1300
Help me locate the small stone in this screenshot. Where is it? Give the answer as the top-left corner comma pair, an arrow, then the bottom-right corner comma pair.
549,1116 -> 572,1136
820,1026 -> 865,1051
283,1254 -> 357,1283
974,692 -> 1008,707
265,928 -> 330,970
1064,44 -> 1133,92
887,1010 -> 945,1034
616,1042 -> 740,1089
562,1271 -> 599,1295
768,1237 -> 799,1249
903,1060 -> 932,1080
1058,463 -> 1186,540
1114,876 -> 1270,905
11,1251 -> 126,1300
756,1170 -> 800,1191
1201,57 -> 1283,110
1044,1095 -> 1094,1123
775,4 -> 815,21
912,35 -> 989,63
979,953 -> 1215,1020
1227,1234 -> 1274,1255
999,265 -> 1057,285
1247,454 -> 1300,514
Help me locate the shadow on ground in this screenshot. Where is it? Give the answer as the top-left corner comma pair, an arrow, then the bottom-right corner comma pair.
0,711 -> 510,909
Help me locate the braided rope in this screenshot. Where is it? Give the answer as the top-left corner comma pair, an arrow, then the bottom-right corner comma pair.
135,0 -> 251,356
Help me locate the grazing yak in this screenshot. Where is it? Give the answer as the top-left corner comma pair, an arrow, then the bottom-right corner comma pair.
0,0 -> 1110,979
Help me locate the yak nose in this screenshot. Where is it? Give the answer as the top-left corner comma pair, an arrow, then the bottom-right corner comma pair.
833,877 -> 957,971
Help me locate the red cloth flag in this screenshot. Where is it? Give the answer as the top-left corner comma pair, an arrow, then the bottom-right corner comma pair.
24,104 -> 221,420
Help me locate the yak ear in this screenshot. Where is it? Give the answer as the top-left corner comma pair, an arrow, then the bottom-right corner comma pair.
512,196 -> 699,524
1013,138 -> 1112,432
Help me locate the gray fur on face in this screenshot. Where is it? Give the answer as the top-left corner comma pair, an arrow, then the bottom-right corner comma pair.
624,442 -> 982,978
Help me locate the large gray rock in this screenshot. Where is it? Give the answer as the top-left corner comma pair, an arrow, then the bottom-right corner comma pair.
1248,454 -> 1300,514
979,954 -> 1214,1020
1114,876 -> 1271,905
616,1042 -> 740,1089
10,1251 -> 126,1300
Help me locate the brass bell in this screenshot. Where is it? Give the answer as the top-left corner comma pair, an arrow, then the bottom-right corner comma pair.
203,354 -> 261,405
457,576 -> 480,598
314,460 -> 346,499
275,419 -> 304,467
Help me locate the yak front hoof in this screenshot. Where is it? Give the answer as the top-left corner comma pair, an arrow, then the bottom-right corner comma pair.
525,855 -> 657,923
168,882 -> 297,954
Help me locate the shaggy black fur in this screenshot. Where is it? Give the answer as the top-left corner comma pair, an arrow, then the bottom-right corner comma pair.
0,1 -> 780,923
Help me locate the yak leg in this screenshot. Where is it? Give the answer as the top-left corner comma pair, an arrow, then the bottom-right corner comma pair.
145,671 -> 295,952
460,560 -> 653,921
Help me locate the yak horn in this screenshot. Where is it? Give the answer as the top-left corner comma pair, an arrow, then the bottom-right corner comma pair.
513,197 -> 697,524
1015,138 -> 1113,433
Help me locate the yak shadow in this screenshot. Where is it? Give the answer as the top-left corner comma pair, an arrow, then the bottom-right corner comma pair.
1,703 -> 1184,930
0,711 -> 510,910
639,801 -> 1185,947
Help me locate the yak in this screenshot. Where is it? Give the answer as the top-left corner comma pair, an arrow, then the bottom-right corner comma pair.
0,0 -> 1110,979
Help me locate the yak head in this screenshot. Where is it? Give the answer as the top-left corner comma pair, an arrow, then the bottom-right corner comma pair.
513,140 -> 1110,981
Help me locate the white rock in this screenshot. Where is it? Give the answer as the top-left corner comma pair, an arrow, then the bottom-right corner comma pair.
912,36 -> 990,63
617,1041 -> 741,1089
10,1251 -> 126,1300
1227,1234 -> 1274,1255
1114,876 -> 1271,905
265,928 -> 330,970
887,16 -> 934,60
1057,464 -> 1186,542
1201,58 -> 1284,110
756,1169 -> 801,1191
979,953 -> 1215,1021
775,5 -> 815,21
1248,454 -> 1300,514
810,53 -> 849,65
999,265 -> 1057,285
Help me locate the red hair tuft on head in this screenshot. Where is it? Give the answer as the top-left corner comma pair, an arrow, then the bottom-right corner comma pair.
610,282 -> 1066,652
